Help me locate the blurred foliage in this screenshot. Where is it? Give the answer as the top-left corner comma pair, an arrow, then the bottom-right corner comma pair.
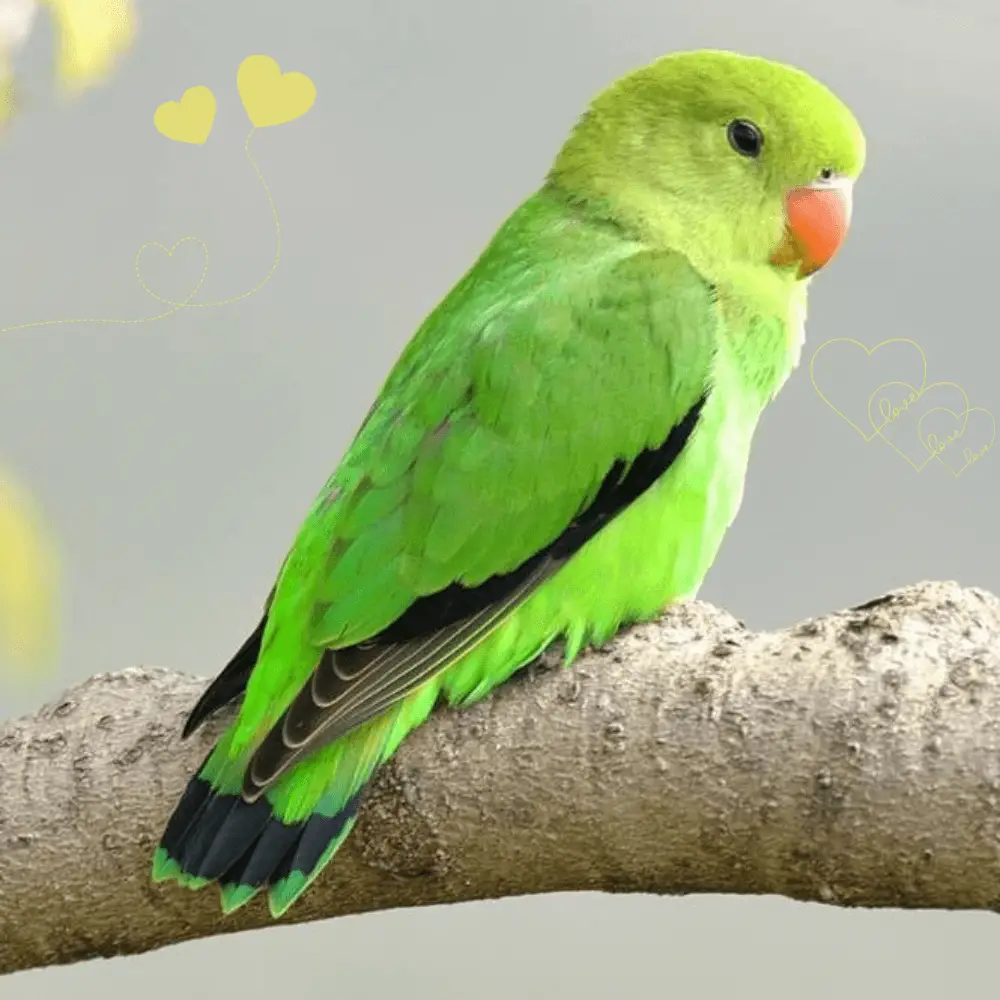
2,0 -> 136,126
1,0 -> 136,681
0,473 -> 60,681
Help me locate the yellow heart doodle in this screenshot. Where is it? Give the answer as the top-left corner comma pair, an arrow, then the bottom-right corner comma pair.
809,338 -> 928,442
153,85 -> 217,144
867,379 -> 970,472
134,237 -> 210,306
918,405 -> 996,477
237,54 -> 316,129
3,53 -> 315,339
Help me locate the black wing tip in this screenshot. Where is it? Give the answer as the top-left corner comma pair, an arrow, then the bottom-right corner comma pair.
181,614 -> 269,739
180,693 -> 216,740
849,593 -> 896,613
181,680 -> 241,739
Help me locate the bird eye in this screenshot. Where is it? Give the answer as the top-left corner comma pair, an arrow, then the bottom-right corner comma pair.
727,119 -> 764,158
819,167 -> 833,181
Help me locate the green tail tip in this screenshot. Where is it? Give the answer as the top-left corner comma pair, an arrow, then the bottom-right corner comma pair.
267,872 -> 310,918
266,814 -> 360,919
178,872 -> 211,890
151,846 -> 181,884
220,883 -> 260,915
151,846 -> 210,891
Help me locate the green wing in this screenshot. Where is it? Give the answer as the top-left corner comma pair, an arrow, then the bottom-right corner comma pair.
239,224 -> 719,799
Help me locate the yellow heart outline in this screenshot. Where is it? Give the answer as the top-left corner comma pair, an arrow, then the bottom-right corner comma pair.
867,379 -> 970,473
134,236 -> 210,306
917,405 -> 996,478
237,54 -> 316,129
809,337 -> 928,442
153,85 -> 216,144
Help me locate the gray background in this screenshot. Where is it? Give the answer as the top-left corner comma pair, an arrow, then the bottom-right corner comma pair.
2,0 -> 998,995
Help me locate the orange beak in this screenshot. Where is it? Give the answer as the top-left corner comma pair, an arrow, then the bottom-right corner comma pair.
770,181 -> 853,279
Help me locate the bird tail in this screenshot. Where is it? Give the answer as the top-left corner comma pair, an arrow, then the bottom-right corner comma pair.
151,727 -> 362,919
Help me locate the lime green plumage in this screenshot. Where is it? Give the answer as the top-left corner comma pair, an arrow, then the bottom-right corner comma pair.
153,49 -> 865,917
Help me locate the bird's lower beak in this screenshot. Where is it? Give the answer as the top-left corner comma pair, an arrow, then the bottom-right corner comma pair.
770,179 -> 853,279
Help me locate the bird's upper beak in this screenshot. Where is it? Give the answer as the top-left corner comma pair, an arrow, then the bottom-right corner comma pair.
770,176 -> 854,279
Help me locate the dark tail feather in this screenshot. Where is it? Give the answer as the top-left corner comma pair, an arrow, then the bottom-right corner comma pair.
152,751 -> 361,917
182,614 -> 267,739
159,588 -> 364,917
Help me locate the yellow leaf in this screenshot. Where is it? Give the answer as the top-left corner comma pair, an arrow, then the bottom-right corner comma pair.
40,0 -> 135,92
0,470 -> 60,679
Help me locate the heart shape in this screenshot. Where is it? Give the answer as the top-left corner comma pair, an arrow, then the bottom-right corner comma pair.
918,405 -> 996,477
153,85 -> 216,144
868,380 -> 970,473
237,54 -> 316,129
134,236 -> 210,307
809,337 -> 928,442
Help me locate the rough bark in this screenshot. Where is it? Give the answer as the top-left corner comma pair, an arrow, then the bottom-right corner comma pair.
2,580 -> 999,976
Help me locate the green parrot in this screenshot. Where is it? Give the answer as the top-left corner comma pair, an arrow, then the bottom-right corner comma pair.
153,48 -> 865,917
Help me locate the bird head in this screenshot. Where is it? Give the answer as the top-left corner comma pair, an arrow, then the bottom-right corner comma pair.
550,49 -> 866,281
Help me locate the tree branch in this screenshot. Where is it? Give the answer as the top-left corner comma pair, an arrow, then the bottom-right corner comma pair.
2,580 -> 999,975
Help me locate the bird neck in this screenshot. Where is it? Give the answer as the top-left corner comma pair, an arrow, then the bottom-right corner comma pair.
544,169 -> 787,291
